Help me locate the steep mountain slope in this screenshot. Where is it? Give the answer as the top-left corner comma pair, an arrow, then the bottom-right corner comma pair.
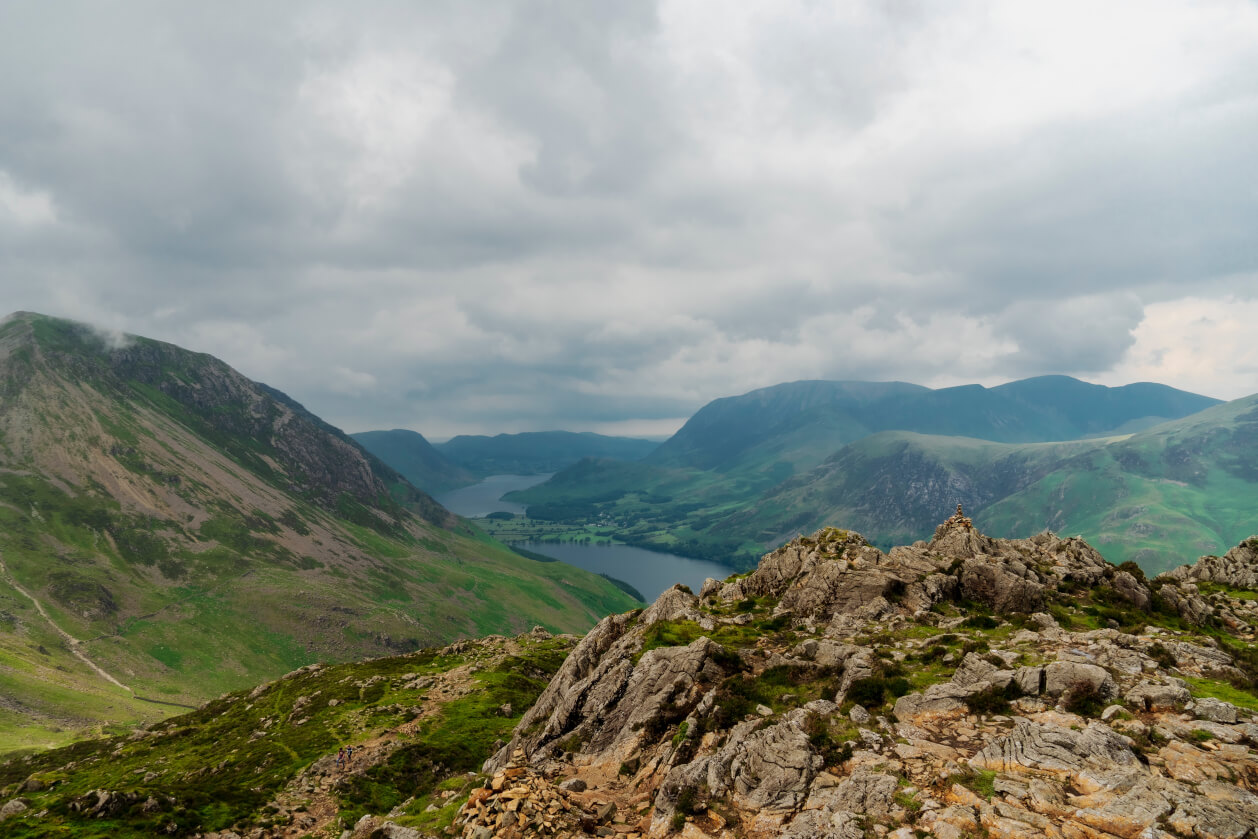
5,521 -> 1258,838
0,313 -> 635,751
437,431 -> 659,476
351,429 -> 477,495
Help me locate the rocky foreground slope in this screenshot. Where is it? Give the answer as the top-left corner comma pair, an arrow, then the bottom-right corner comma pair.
3,513 -> 1258,839
472,512 -> 1258,839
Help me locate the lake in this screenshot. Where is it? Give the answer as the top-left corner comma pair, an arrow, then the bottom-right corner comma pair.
435,473 -> 553,517
511,541 -> 736,604
436,474 -> 737,602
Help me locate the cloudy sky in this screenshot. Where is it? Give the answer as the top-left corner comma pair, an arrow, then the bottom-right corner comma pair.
2,1 -> 1256,439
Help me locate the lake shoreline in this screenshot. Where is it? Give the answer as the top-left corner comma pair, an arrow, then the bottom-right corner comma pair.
439,474 -> 737,602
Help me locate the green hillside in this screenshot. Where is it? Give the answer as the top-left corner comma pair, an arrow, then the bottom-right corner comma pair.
647,375 -> 1219,470
981,395 -> 1258,575
0,632 -> 575,837
0,313 -> 636,752
712,432 -> 1097,552
712,395 -> 1258,575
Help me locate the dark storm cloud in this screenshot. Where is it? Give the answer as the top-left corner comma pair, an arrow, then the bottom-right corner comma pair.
2,1 -> 1256,436
0,5 -> 303,266
889,101 -> 1258,312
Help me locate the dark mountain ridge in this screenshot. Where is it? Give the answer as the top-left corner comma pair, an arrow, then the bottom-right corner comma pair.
649,375 -> 1221,471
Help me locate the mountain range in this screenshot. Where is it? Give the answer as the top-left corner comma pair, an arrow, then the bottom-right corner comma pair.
503,376 -> 1254,573
0,312 -> 634,751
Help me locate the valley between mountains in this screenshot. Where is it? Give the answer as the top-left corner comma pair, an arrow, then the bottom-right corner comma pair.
2,310 -> 1258,839
439,379 -> 1256,577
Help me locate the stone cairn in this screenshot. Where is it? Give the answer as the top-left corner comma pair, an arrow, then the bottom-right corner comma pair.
456,750 -> 620,839
932,503 -> 973,540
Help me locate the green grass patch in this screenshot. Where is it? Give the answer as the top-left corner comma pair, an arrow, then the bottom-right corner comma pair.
1184,676 -> 1258,712
1196,581 -> 1258,601
637,619 -> 762,661
949,768 -> 997,801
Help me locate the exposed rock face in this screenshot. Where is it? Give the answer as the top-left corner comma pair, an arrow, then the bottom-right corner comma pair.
971,718 -> 1140,779
1154,540 -> 1258,631
712,514 -> 1134,625
654,714 -> 821,824
1042,660 -> 1117,698
467,525 -> 1258,839
1162,538 -> 1258,589
0,798 -> 29,821
471,525 -> 1258,839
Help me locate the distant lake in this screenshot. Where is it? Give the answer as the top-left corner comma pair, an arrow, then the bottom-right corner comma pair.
438,474 -> 738,602
435,474 -> 552,518
511,541 -> 736,604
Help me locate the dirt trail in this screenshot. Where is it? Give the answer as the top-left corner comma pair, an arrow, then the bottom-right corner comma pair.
269,642 -> 518,838
0,552 -> 134,694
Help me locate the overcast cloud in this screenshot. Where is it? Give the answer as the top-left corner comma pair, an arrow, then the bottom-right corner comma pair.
2,1 -> 1256,438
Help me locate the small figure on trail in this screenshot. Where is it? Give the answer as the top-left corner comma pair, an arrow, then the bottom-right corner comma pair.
347,745 -> 355,765
336,747 -> 345,769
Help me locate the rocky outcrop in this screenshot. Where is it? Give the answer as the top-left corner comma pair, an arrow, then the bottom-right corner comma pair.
1042,660 -> 1117,698
1161,538 -> 1258,590
654,713 -> 822,828
1154,537 -> 1258,628
456,751 -> 629,839
485,600 -> 736,773
971,718 -> 1139,779
0,799 -> 29,821
471,519 -> 1258,839
470,518 -> 1258,839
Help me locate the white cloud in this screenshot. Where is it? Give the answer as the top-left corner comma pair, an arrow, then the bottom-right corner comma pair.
1101,293 -> 1258,400
0,172 -> 56,227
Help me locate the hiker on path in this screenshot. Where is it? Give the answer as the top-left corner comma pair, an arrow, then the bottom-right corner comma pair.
336,747 -> 345,769
347,745 -> 355,765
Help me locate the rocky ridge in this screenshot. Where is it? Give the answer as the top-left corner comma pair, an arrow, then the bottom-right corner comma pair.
469,511 -> 1258,839
3,513 -> 1258,838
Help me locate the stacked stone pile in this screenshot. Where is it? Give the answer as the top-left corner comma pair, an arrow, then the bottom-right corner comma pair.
457,751 -> 634,839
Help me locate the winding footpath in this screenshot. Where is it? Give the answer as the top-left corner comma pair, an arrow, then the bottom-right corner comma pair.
0,552 -> 133,694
